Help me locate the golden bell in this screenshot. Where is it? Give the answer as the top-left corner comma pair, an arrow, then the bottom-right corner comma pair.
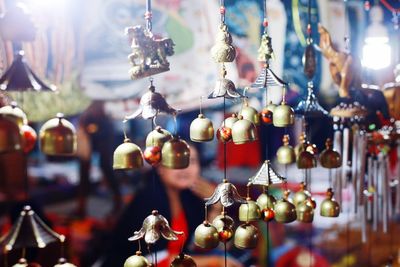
12,258 -> 29,267
274,191 -> 297,223
256,192 -> 276,210
54,258 -> 77,267
145,126 -> 172,148
0,102 -> 27,127
294,132 -> 307,158
194,221 -> 219,249
234,223 -> 259,250
170,253 -> 197,267
293,182 -> 311,207
320,139 -> 341,168
276,135 -> 295,164
0,114 -> 22,153
124,251 -> 149,267
40,113 -> 77,156
320,188 -> 340,217
212,212 -> 234,232
239,198 -> 261,222
161,137 -> 190,169
231,115 -> 257,144
296,201 -> 314,223
296,150 -> 316,169
190,114 -> 214,142
272,102 -> 294,127
113,138 -> 143,170
240,101 -> 260,126
221,113 -> 238,129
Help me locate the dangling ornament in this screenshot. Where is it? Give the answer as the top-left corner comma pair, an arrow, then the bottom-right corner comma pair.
113,138 -> 143,170
231,115 -> 257,144
277,135 -> 295,164
12,258 -> 29,267
274,190 -> 297,223
21,124 -> 37,154
297,150 -> 317,169
320,188 -> 340,217
161,137 -> 190,169
320,138 -> 341,168
273,95 -> 294,127
194,221 -> 219,249
143,145 -> 162,166
239,198 -> 261,222
210,23 -> 236,63
256,189 -> 276,222
217,126 -> 232,143
0,102 -> 27,126
124,251 -> 149,267
0,114 -> 22,153
296,201 -> 314,223
170,253 -> 197,267
39,113 -> 77,156
293,182 -> 311,207
239,98 -> 260,126
190,114 -> 214,142
208,67 -> 243,99
260,102 -> 276,125
294,132 -> 307,157
233,223 -> 259,250
205,180 -> 246,207
212,212 -> 235,242
53,258 -> 77,267
145,126 -> 172,148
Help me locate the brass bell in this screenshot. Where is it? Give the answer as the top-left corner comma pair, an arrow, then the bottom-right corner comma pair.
276,135 -> 295,164
0,114 -> 22,153
194,221 -> 219,249
190,114 -> 214,142
293,182 -> 311,207
212,212 -> 234,242
256,192 -> 276,210
113,138 -> 143,170
234,223 -> 259,250
296,150 -> 317,169
12,258 -> 29,267
161,137 -> 190,169
239,198 -> 261,222
320,188 -> 340,217
124,251 -> 149,267
231,115 -> 257,144
0,102 -> 27,126
40,113 -> 77,156
170,253 -> 197,267
239,100 -> 260,126
54,258 -> 77,267
272,101 -> 294,127
145,126 -> 172,148
320,139 -> 341,168
274,191 -> 297,223
294,132 -> 307,158
221,113 -> 238,129
296,201 -> 314,223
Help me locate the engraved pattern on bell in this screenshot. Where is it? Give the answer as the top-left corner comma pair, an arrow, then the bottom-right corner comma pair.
128,210 -> 183,244
124,251 -> 149,267
320,188 -> 340,217
274,191 -> 297,223
272,103 -> 295,127
194,221 -> 219,249
205,181 -> 247,207
277,135 -> 295,164
145,126 -> 172,148
239,199 -> 261,222
161,137 -> 190,169
211,24 -> 236,63
170,253 -> 197,267
190,114 -> 214,142
113,138 -> 144,170
320,138 -> 342,168
231,116 -> 257,144
233,223 -> 259,250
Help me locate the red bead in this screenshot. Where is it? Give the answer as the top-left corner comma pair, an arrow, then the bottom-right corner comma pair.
364,1 -> 370,11
307,24 -> 311,34
220,6 -> 226,14
143,146 -> 161,166
262,208 -> 275,222
21,124 -> 37,153
263,20 -> 269,28
260,108 -> 273,124
218,228 -> 233,242
217,127 -> 232,143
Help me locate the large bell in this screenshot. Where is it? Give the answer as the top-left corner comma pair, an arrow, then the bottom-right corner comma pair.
234,223 -> 259,250
239,198 -> 261,222
231,115 -> 257,144
170,253 -> 197,267
240,101 -> 260,126
124,251 -> 149,267
190,114 -> 214,142
212,212 -> 234,242
113,138 -> 143,170
39,113 -> 77,156
320,188 -> 340,217
296,150 -> 317,169
54,258 -> 77,267
320,138 -> 341,168
276,135 -> 295,164
274,191 -> 297,223
145,126 -> 172,148
0,114 -> 22,153
0,102 -> 27,126
296,201 -> 314,223
161,137 -> 190,169
194,221 -> 219,249
293,182 -> 311,207
272,101 -> 294,127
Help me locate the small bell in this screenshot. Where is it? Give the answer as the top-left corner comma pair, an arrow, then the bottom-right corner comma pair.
292,182 -> 311,207
190,114 -> 214,142
272,101 -> 294,127
276,135 -> 295,164
124,251 -> 149,267
320,138 -> 341,168
296,201 -> 314,223
211,23 -> 236,63
21,124 -> 37,154
113,138 -> 143,170
145,126 -> 172,148
234,223 -> 259,250
40,113 -> 77,156
274,191 -> 297,223
212,212 -> 234,242
221,113 -> 238,129
170,253 -> 197,267
296,150 -> 317,169
54,258 -> 77,267
320,188 -> 340,217
0,102 -> 27,126
239,100 -> 260,126
161,137 -> 190,169
143,146 -> 162,166
231,115 -> 257,144
294,132 -> 307,158
239,198 -> 261,222
12,258 -> 28,267
256,192 -> 276,210
0,114 -> 22,153
194,221 -> 219,249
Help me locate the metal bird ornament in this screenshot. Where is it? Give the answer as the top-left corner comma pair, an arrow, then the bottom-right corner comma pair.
128,210 -> 183,245
205,180 -> 247,207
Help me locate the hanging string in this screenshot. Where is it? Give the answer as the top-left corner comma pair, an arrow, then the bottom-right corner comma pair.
219,0 -> 226,24
343,0 -> 350,52
145,0 -> 152,32
307,0 -> 312,41
223,96 -> 227,182
265,185 -> 271,267
204,205 -> 208,221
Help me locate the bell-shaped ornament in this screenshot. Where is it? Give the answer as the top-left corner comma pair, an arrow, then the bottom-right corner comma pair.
145,126 -> 172,148
161,137 -> 190,169
113,138 -> 143,170
260,102 -> 276,125
0,114 -> 22,153
296,150 -> 317,169
170,253 -> 197,267
320,188 -> 340,217
221,113 -> 238,129
276,135 -> 295,164
239,198 -> 261,222
240,101 -> 260,126
0,102 -> 27,126
234,223 -> 259,250
294,132 -> 307,158
54,258 -> 77,267
296,201 -> 314,223
256,192 -> 276,210
190,114 -> 214,142
124,251 -> 149,267
39,113 -> 77,156
211,23 -> 236,63
274,191 -> 297,223
272,101 -> 294,127
212,212 -> 234,242
12,258 -> 29,267
293,182 -> 311,207
231,115 -> 257,144
194,221 -> 219,249
320,139 -> 341,169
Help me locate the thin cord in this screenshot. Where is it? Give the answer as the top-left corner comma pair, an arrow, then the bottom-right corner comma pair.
219,0 -> 226,24
145,0 -> 152,32
223,96 -> 227,182
266,186 -> 271,267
